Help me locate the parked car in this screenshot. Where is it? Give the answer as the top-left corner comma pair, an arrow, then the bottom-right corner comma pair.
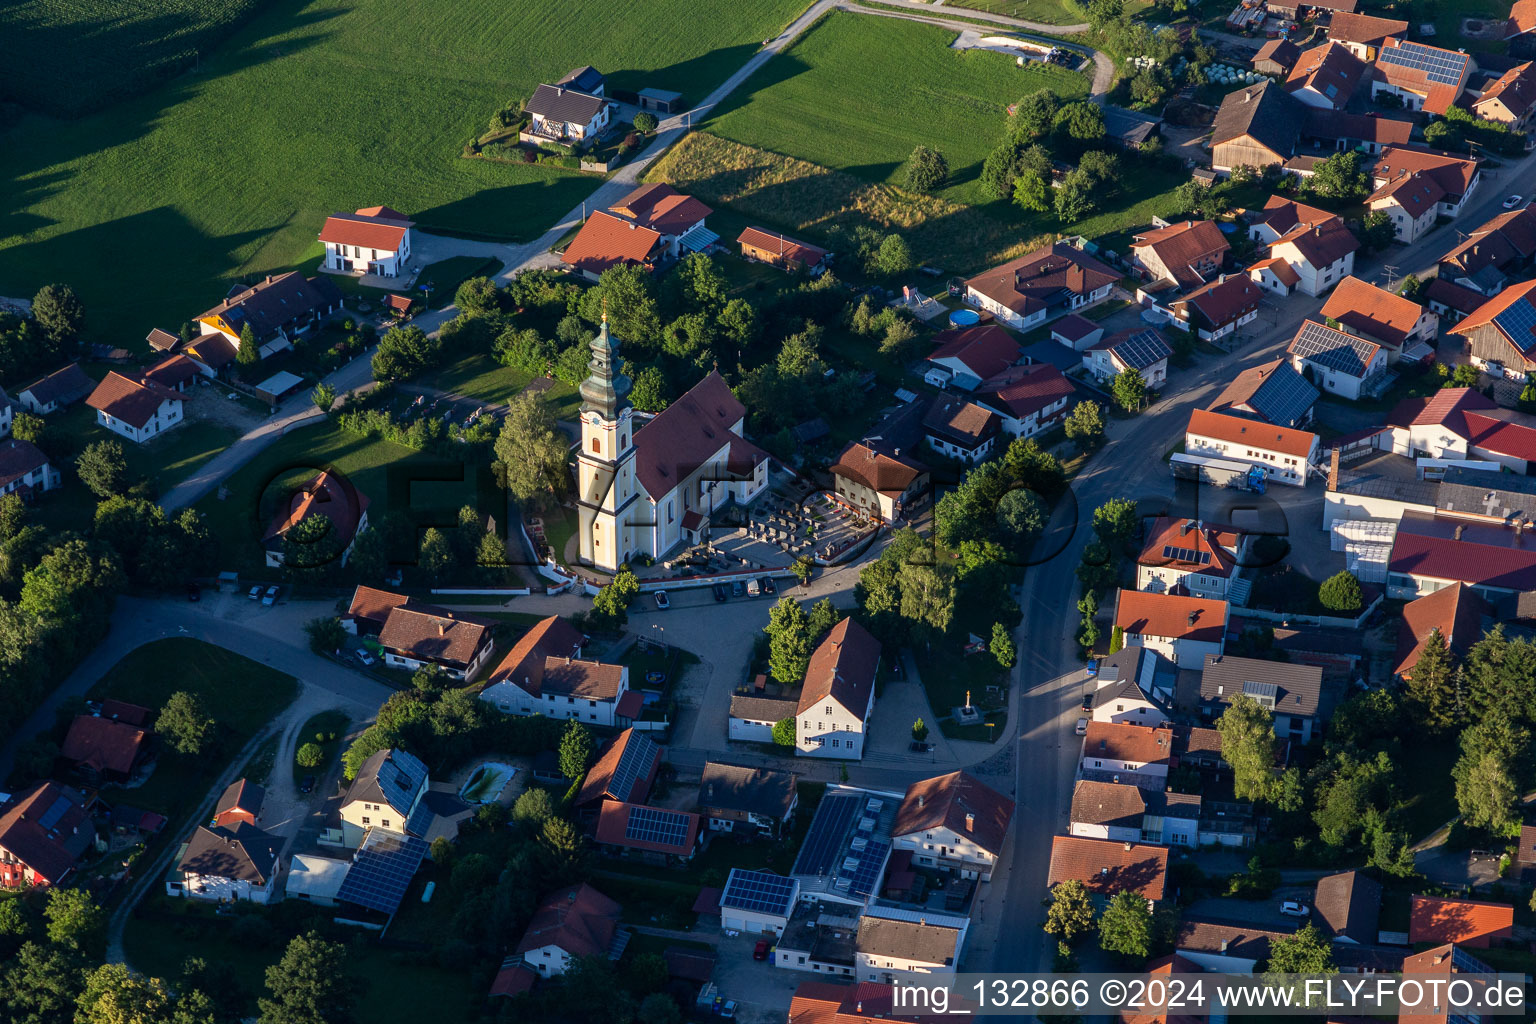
356,650 -> 376,667
1081,693 -> 1094,711
1505,194 -> 1524,209
248,585 -> 263,600
752,940 -> 770,961
1075,717 -> 1088,736
731,580 -> 745,598
262,585 -> 280,606
760,576 -> 776,595
186,583 -> 201,602
654,591 -> 671,610
713,584 -> 728,603
746,578 -> 761,597
1280,901 -> 1309,917
299,775 -> 316,794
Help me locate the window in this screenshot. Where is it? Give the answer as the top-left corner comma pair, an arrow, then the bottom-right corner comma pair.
667,501 -> 674,524
831,739 -> 840,748
362,817 -> 370,825
382,819 -> 390,828
591,437 -> 600,453
825,705 -> 832,715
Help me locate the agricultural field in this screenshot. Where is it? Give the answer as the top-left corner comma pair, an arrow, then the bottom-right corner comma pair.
0,0 -> 813,347
932,0 -> 1090,24
707,12 -> 1090,206
0,0 -> 266,117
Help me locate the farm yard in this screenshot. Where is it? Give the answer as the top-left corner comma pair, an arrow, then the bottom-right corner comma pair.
0,0 -> 813,347
707,12 -> 1090,207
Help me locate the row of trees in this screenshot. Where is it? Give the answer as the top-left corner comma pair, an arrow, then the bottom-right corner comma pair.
0,283 -> 85,386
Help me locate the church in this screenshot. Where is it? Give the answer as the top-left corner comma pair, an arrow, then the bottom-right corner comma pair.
576,315 -> 772,572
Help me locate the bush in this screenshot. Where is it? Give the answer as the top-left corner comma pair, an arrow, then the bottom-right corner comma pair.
633,111 -> 659,133
1318,570 -> 1362,614
295,742 -> 323,769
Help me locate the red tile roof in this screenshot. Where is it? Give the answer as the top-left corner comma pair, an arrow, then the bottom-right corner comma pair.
1373,146 -> 1478,199
346,585 -> 416,629
1375,39 -> 1470,114
1424,277 -> 1487,316
1083,721 -> 1177,766
141,354 -> 200,390
1253,196 -> 1335,236
1138,517 -> 1239,579
488,962 -> 536,998
1187,407 -> 1318,458
486,615 -> 623,699
964,243 -> 1119,318
1254,38 -> 1301,72
0,782 -> 92,886
85,372 -> 181,429
632,370 -> 765,499
1387,386 -> 1496,431
560,210 -> 662,276
1131,220 -> 1230,288
61,715 -> 147,775
798,618 -> 881,717
788,981 -> 951,1024
0,438 -> 51,492
1369,171 -> 1444,220
1173,274 -> 1263,329
318,207 -> 413,251
1513,0 -> 1536,34
1476,61 -> 1536,120
1393,583 -> 1488,677
595,801 -> 700,854
1284,42 -> 1368,108
1409,896 -> 1514,947
1390,511 -> 1536,591
1247,257 -> 1300,287
514,883 -> 621,958
1400,944 -> 1494,1024
608,183 -> 712,236
1327,10 -> 1408,43
1114,589 -> 1228,643
737,226 -> 826,265
377,606 -> 491,668
1052,313 -> 1102,342
1124,954 -> 1206,1024
1047,835 -> 1169,900
829,442 -> 927,497
892,771 -> 1016,856
1271,215 -> 1359,269
1320,276 -> 1424,348
928,324 -> 1020,381
1462,410 -> 1536,461
975,362 -> 1075,421
261,469 -> 370,549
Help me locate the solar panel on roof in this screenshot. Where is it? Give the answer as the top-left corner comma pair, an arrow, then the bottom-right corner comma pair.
623,805 -> 691,848
1111,329 -> 1173,371
792,794 -> 858,876
846,840 -> 889,898
335,832 -> 427,915
1379,41 -> 1467,86
721,869 -> 796,915
38,795 -> 72,832
1494,299 -> 1536,352
608,733 -> 659,802
1291,321 -> 1374,377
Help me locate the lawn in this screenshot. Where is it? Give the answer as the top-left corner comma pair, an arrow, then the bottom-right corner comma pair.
192,417 -> 493,576
707,12 -> 1090,207
0,0 -> 815,345
88,639 -> 298,828
913,645 -> 1010,741
928,0 -> 1089,23
424,350 -> 581,417
293,709 -> 350,781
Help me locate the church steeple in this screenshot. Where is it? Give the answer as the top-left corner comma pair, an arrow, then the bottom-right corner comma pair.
580,309 -> 631,418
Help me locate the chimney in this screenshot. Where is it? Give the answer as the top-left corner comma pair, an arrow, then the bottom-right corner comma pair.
438,622 -> 446,636
1454,524 -> 1465,541
1220,938 -> 1230,952
1328,446 -> 1340,492
1187,610 -> 1199,626
916,793 -> 924,808
1244,90 -> 1252,103
1433,952 -> 1446,965
965,812 -> 975,833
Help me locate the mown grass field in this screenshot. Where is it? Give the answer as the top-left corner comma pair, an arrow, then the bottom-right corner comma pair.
919,0 -> 1090,24
0,0 -> 813,346
707,12 -> 1089,206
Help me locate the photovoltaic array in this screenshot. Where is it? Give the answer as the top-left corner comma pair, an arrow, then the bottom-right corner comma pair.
1378,41 -> 1468,86
721,869 -> 797,915
622,805 -> 692,849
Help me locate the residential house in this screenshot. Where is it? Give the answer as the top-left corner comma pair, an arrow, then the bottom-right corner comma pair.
855,907 -> 968,984
574,728 -> 661,808
962,242 -> 1118,329
167,823 -> 283,904
1394,583 -> 1489,680
1314,870 -> 1382,943
1083,328 -> 1172,388
1390,510 -> 1536,599
1369,173 -> 1443,244
1176,918 -> 1292,972
337,747 -> 428,847
479,615 -> 633,726
556,65 -> 606,95
61,713 -> 148,784
1129,220 -> 1229,290
85,371 -> 184,444
1437,207 -> 1536,296
213,779 -> 264,829
18,363 -> 94,414
1170,275 -> 1262,342
261,469 -> 370,569
319,206 -> 414,278
1401,944 -> 1496,1024
1210,81 -> 1306,175
1207,359 -> 1319,428
1185,408 -> 1320,486
1051,313 -> 1105,351
1302,108 -> 1414,155
1383,387 -> 1536,468
190,273 -> 341,370
594,801 -> 701,862
698,761 -> 799,838
1069,780 -> 1201,847
924,324 -> 1021,391
1122,954 -> 1207,1024
605,183 -> 714,259
727,693 -> 798,744
1253,38 -> 1302,76
1513,0 -> 1536,36
1409,896 -> 1514,948
1092,645 -> 1177,715
1320,276 -> 1439,359
828,441 -> 930,523
141,353 -> 200,392
0,782 -> 93,889
1425,277 -> 1488,325
1368,147 -> 1481,244
890,771 -> 1015,882
737,227 -> 828,274
1136,517 -> 1247,600
1453,279 -> 1536,381
1327,11 -> 1408,60
796,618 -> 880,760
376,603 -> 494,681
560,211 -> 663,281
1249,254 -> 1303,296
1080,721 -> 1175,785
1249,196 -> 1335,246
786,981 -> 945,1024
1372,38 -> 1473,114
1287,319 -> 1390,400
343,584 -> 417,636
1474,61 -> 1536,127
1265,215 -> 1360,297
1201,654 -> 1324,743
971,362 -> 1075,439
0,437 -> 61,500
921,395 -> 999,464
514,883 -> 622,977
1284,42 -> 1368,109
524,82 -> 611,145
1046,835 -> 1169,905
1114,590 -> 1229,669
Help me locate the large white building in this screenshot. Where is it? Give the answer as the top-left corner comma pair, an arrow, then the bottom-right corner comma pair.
1186,408 -> 1319,487
319,207 -> 414,278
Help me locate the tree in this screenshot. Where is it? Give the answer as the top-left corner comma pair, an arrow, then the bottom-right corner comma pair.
995,488 -> 1045,552
558,719 -> 594,780
303,616 -> 345,655
1044,879 -> 1097,944
538,815 -> 586,879
76,439 -> 128,497
1111,367 -> 1147,413
628,364 -> 670,412
911,717 -> 929,742
257,931 -> 357,1024
991,622 -> 1017,669
411,663 -> 447,693
295,743 -> 323,769
718,297 -> 759,350
675,253 -> 729,314
1092,498 -> 1140,549
1109,625 -> 1124,654
1423,119 -> 1459,150
765,597 -> 815,685
1098,891 -> 1152,959
1400,274 -> 1424,301
494,391 -> 570,508
1266,923 -> 1336,973
1086,0 -> 1124,26
579,264 -> 662,348
905,146 -> 949,193
346,527 -> 387,582
1318,570 -> 1362,613
772,717 -> 797,747
1053,102 -> 1106,144
282,513 -> 342,577
1013,170 -> 1051,213
237,322 -> 259,366
31,283 -> 85,345
1063,400 -> 1104,449
1078,149 -> 1119,189
12,411 -> 45,446
1405,628 -> 1459,729
1010,90 -> 1061,141
370,325 -> 438,382
157,690 -> 215,755
1453,714 -> 1530,831
310,383 -> 336,412
1309,151 -> 1369,203
1053,168 -> 1096,222
454,276 -> 501,316
791,556 -> 815,588
981,141 -> 1026,200
874,234 -> 913,276
633,111 -> 659,133
44,886 -> 104,952
1216,694 -> 1279,801
1077,590 -> 1100,651
1360,210 -> 1397,253
591,566 -> 640,628
512,787 -> 555,829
